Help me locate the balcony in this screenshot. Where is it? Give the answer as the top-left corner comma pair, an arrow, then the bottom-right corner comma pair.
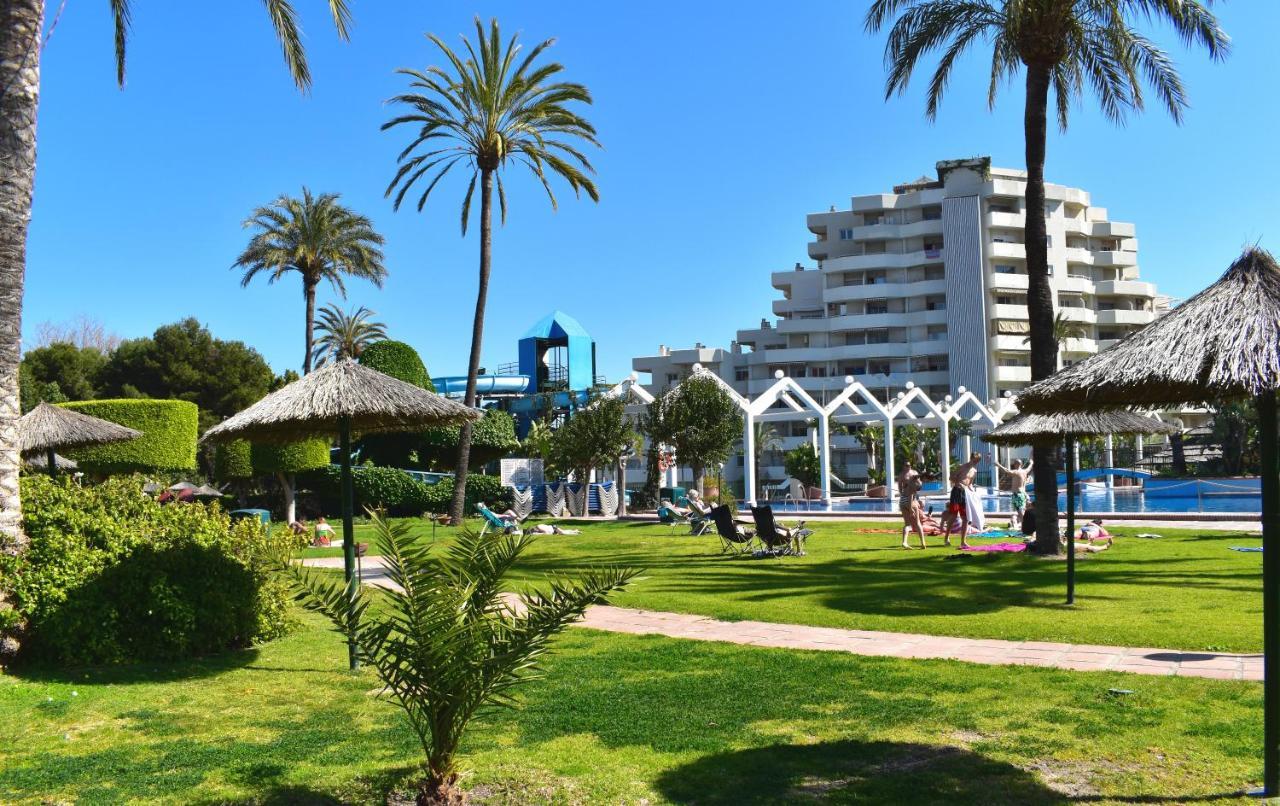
824,278 -> 947,303
827,309 -> 948,330
1095,279 -> 1156,297
1093,250 -> 1138,268
1056,275 -> 1094,294
990,272 -> 1029,291
1096,309 -> 1155,326
847,218 -> 944,241
984,210 -> 1025,229
1057,307 -> 1098,324
993,303 -> 1029,320
996,365 -> 1032,382
988,241 -> 1026,260
821,249 -> 945,272
808,240 -> 831,261
1061,337 -> 1098,354
991,334 -> 1030,352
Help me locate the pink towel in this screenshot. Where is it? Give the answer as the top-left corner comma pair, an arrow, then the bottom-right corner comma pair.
959,542 -> 1027,553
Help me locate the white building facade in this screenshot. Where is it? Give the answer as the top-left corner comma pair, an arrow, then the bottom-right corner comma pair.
632,157 -> 1174,490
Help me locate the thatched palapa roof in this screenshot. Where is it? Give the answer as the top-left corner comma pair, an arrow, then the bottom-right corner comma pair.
24,452 -> 78,471
202,359 -> 480,444
18,401 -> 142,453
1018,248 -> 1280,412
983,410 -> 1178,446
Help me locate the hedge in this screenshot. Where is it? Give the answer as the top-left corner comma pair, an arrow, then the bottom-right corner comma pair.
1,475 -> 304,664
420,408 -> 520,469
307,466 -> 511,517
62,399 -> 198,473
358,340 -> 434,391
213,438 -> 330,482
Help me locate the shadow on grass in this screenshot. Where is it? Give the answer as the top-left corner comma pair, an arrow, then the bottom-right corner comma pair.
9,643 -> 262,685
654,739 -> 1063,805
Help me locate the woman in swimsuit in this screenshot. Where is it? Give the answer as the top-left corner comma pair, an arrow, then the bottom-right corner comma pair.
898,461 -> 927,549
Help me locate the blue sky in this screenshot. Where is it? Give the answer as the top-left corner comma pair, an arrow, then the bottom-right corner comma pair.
26,1 -> 1280,382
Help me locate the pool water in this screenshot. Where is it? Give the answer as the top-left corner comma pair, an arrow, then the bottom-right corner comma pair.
762,488 -> 1260,514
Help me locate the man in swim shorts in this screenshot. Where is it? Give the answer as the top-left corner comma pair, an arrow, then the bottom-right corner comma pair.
943,452 -> 983,549
995,458 -> 1033,530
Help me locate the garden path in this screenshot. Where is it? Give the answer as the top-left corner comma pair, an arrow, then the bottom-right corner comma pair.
301,556 -> 1261,682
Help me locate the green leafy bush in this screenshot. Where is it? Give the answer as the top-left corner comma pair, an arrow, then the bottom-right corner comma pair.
213,438 -> 330,483
358,340 -> 434,391
1,476 -> 303,664
783,445 -> 821,488
420,408 -> 519,469
62,399 -> 198,473
308,466 -> 511,516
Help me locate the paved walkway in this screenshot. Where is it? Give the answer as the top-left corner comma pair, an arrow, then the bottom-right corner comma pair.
302,557 -> 1262,682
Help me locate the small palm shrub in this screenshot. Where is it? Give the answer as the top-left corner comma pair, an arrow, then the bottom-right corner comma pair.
288,513 -> 638,804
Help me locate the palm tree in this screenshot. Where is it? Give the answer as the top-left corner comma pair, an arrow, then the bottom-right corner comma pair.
291,513 -> 636,804
311,303 -> 387,367
383,17 -> 600,523
865,0 -> 1227,554
0,2 -> 352,552
1023,310 -> 1087,369
234,189 -> 387,375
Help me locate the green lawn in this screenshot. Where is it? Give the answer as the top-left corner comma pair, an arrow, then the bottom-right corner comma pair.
0,610 -> 1262,804
303,517 -> 1262,652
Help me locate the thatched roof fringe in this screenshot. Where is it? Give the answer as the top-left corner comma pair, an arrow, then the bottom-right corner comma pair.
202,360 -> 480,444
1018,247 -> 1280,411
18,402 -> 142,453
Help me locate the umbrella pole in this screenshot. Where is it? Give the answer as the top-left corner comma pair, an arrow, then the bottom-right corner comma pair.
46,447 -> 57,480
1065,435 -> 1076,606
1258,391 -> 1279,796
339,415 -> 359,672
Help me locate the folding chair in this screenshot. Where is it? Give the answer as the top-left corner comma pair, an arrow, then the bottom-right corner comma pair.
710,504 -> 756,555
750,504 -> 813,556
476,503 -> 521,537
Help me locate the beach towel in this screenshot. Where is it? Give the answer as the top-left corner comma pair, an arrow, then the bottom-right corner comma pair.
959,542 -> 1026,553
974,529 -> 1022,539
1134,533 -> 1163,539
1229,546 -> 1263,553
964,485 -> 985,532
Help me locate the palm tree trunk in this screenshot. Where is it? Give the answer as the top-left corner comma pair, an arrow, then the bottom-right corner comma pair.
302,277 -> 318,375
1023,63 -> 1060,556
0,1 -> 43,554
448,169 -> 494,523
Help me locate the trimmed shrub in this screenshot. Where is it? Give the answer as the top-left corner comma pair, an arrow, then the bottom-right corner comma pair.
62,399 -> 198,473
1,475 -> 304,664
420,408 -> 520,469
308,467 -> 510,517
251,439 -> 330,475
213,439 -> 254,481
358,340 -> 434,391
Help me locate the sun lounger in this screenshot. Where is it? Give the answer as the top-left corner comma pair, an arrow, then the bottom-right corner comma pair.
710,504 -> 755,555
477,503 -> 521,537
750,504 -> 812,556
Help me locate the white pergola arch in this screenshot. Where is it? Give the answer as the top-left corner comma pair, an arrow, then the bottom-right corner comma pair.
645,371 -> 1023,511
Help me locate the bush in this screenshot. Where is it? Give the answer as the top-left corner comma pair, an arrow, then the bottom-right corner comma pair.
1,476 -> 303,664
62,399 -> 198,473
308,466 -> 511,517
420,408 -> 520,469
783,445 -> 821,488
213,439 -> 254,481
358,340 -> 434,391
251,439 -> 330,475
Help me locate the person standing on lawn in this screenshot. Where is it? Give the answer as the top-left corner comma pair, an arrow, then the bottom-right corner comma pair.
996,458 -> 1034,530
943,452 -> 983,549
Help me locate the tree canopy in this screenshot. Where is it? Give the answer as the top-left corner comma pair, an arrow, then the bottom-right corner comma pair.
649,375 -> 743,491
551,397 -> 637,480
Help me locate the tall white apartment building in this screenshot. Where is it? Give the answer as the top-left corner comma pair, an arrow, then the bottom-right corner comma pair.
632,157 -> 1172,487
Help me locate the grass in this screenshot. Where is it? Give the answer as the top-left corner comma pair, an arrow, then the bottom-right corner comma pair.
0,609 -> 1263,804
301,516 -> 1262,652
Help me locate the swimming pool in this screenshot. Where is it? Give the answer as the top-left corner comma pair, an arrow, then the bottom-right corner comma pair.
760,486 -> 1261,514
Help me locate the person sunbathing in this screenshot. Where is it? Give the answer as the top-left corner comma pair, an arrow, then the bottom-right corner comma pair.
526,523 -> 582,536
1061,519 -> 1113,553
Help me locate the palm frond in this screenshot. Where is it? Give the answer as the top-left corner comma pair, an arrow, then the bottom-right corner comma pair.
111,0 -> 132,87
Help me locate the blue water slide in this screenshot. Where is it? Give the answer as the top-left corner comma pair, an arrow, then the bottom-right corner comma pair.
432,375 -> 531,397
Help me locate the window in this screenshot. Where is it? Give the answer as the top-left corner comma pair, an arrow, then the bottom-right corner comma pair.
922,206 -> 942,220
867,330 -> 889,345
838,228 -> 855,240
866,302 -> 889,315
995,264 -> 1017,274
997,296 -> 1015,306
734,368 -> 749,382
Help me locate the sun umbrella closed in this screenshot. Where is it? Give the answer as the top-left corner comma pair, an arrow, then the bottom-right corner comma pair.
1015,247 -> 1280,795
984,410 -> 1177,604
18,402 -> 141,478
202,360 -> 480,670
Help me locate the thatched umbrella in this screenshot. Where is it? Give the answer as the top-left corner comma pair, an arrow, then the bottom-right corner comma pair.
1016,247 -> 1280,795
24,452 -> 77,472
18,401 -> 141,478
984,411 -> 1177,604
202,359 -> 479,671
